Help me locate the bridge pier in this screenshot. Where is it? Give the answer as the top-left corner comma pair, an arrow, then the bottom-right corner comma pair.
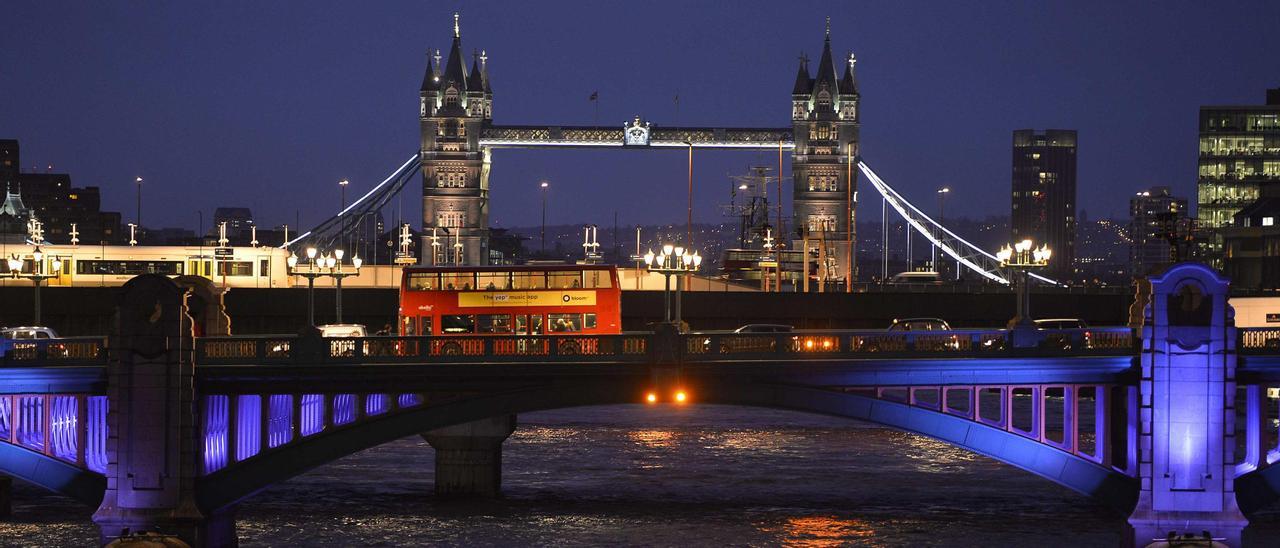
91,275 -> 236,547
1127,264 -> 1248,547
422,415 -> 516,497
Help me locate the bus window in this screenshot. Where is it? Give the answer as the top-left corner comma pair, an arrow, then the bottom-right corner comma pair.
512,272 -> 546,289
477,314 -> 512,333
515,315 -> 544,335
409,272 -> 438,291
547,271 -> 581,289
442,315 -> 475,333
419,316 -> 433,335
476,271 -> 510,290
442,272 -> 474,291
584,313 -> 597,329
549,313 -> 581,333
584,270 -> 612,288
401,316 -> 416,336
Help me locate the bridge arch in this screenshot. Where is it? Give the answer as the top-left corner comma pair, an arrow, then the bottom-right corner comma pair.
196,382 -> 1137,513
0,442 -> 105,507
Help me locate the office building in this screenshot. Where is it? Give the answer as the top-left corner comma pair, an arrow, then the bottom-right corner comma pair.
1197,88 -> 1280,263
1011,129 -> 1077,278
1129,186 -> 1189,276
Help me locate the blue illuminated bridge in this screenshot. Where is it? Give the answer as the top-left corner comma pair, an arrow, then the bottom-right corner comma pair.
3,264 -> 1280,546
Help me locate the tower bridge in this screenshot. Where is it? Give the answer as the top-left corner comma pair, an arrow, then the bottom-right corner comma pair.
2,264 -> 1280,545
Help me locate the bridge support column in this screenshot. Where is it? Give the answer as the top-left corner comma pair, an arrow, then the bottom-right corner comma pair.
0,474 -> 10,518
1127,263 -> 1247,547
422,415 -> 516,497
92,275 -> 234,547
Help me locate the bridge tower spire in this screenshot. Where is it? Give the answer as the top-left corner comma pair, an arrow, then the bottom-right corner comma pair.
791,20 -> 860,288
420,13 -> 492,265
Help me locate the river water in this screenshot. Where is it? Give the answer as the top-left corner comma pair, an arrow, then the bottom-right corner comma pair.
3,405 -> 1278,547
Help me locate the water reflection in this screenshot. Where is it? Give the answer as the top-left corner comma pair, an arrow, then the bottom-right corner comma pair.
767,515 -> 879,548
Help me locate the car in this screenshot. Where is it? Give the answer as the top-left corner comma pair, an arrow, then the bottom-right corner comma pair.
1,326 -> 60,339
318,324 -> 367,357
0,326 -> 65,358
733,324 -> 794,333
1034,318 -> 1088,330
886,318 -> 952,332
318,324 -> 367,338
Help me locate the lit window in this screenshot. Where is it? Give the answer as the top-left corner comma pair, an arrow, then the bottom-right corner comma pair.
1264,217 -> 1275,227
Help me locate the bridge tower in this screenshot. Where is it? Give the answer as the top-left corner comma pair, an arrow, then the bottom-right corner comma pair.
420,14 -> 492,265
1128,263 -> 1248,545
791,19 -> 859,284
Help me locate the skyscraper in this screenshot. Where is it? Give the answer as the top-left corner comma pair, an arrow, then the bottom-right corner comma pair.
1197,89 -> 1280,264
1011,129 -> 1077,279
1128,186 -> 1189,276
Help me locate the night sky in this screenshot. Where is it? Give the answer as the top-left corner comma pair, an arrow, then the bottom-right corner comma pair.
3,1 -> 1278,234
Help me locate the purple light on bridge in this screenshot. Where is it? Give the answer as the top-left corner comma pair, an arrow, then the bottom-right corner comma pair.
300,394 -> 324,436
365,394 -> 389,416
397,394 -> 422,408
0,397 -> 10,440
203,395 -> 230,474
332,395 -> 356,426
48,396 -> 78,462
16,395 -> 44,452
267,395 -> 293,449
235,395 -> 262,462
86,396 -> 108,473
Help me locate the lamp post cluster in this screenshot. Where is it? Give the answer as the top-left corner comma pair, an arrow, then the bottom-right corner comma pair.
7,246 -> 63,326
287,247 -> 362,327
643,244 -> 702,331
997,239 -> 1051,330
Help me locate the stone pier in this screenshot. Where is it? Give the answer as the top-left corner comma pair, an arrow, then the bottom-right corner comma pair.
90,275 -> 235,547
422,416 -> 517,497
1127,264 -> 1248,546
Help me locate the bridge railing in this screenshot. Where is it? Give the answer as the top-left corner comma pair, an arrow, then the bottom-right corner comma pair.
686,327 -> 1136,360
1239,327 -> 1280,353
194,334 -> 652,365
0,337 -> 109,367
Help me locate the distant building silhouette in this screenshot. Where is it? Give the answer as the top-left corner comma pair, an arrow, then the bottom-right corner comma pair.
1011,129 -> 1077,278
0,138 -> 123,245
1129,186 -> 1189,276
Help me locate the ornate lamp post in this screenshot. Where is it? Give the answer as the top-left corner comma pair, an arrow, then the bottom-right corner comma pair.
642,244 -> 701,331
997,239 -> 1051,330
287,247 -> 362,326
7,246 -> 63,326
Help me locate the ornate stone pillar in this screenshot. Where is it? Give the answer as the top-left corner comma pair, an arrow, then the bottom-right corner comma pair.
92,275 -> 235,546
1128,263 -> 1247,546
422,415 -> 516,497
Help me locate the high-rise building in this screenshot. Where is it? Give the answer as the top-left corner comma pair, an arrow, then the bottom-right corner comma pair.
1197,89 -> 1280,263
1128,186 -> 1189,276
419,15 -> 492,265
790,22 -> 860,284
212,207 -> 254,240
1011,129 -> 1077,278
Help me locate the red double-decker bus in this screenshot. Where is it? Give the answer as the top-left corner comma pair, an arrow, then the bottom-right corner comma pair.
398,264 -> 622,337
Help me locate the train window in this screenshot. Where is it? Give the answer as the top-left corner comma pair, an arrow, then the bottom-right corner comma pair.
259,259 -> 269,277
76,260 -> 183,275
583,270 -> 612,288
511,272 -> 546,289
217,261 -> 253,276
477,314 -> 512,333
408,272 -> 438,291
441,315 -> 475,333
547,271 -> 581,289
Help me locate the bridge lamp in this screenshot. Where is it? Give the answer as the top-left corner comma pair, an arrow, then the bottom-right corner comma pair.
352,255 -> 362,270
335,249 -> 345,261
646,392 -> 657,404
306,247 -> 318,261
663,244 -> 674,256
674,390 -> 687,403
998,238 -> 1051,334
6,254 -> 21,274
32,246 -> 43,264
643,249 -> 655,266
325,254 -> 337,269
287,252 -> 298,269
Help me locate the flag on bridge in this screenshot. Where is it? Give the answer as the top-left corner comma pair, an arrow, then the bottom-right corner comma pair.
589,91 -> 598,101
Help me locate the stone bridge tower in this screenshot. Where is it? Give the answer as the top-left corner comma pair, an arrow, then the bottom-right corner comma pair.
420,14 -> 492,265
791,19 -> 860,282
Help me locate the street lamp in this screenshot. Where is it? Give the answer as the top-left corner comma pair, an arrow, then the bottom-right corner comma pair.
135,176 -> 143,237
539,180 -> 549,253
8,246 -> 63,326
997,238 -> 1051,331
288,246 -> 362,326
643,243 -> 702,331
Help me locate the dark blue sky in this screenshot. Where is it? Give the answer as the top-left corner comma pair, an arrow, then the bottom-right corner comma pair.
3,1 -> 1278,233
